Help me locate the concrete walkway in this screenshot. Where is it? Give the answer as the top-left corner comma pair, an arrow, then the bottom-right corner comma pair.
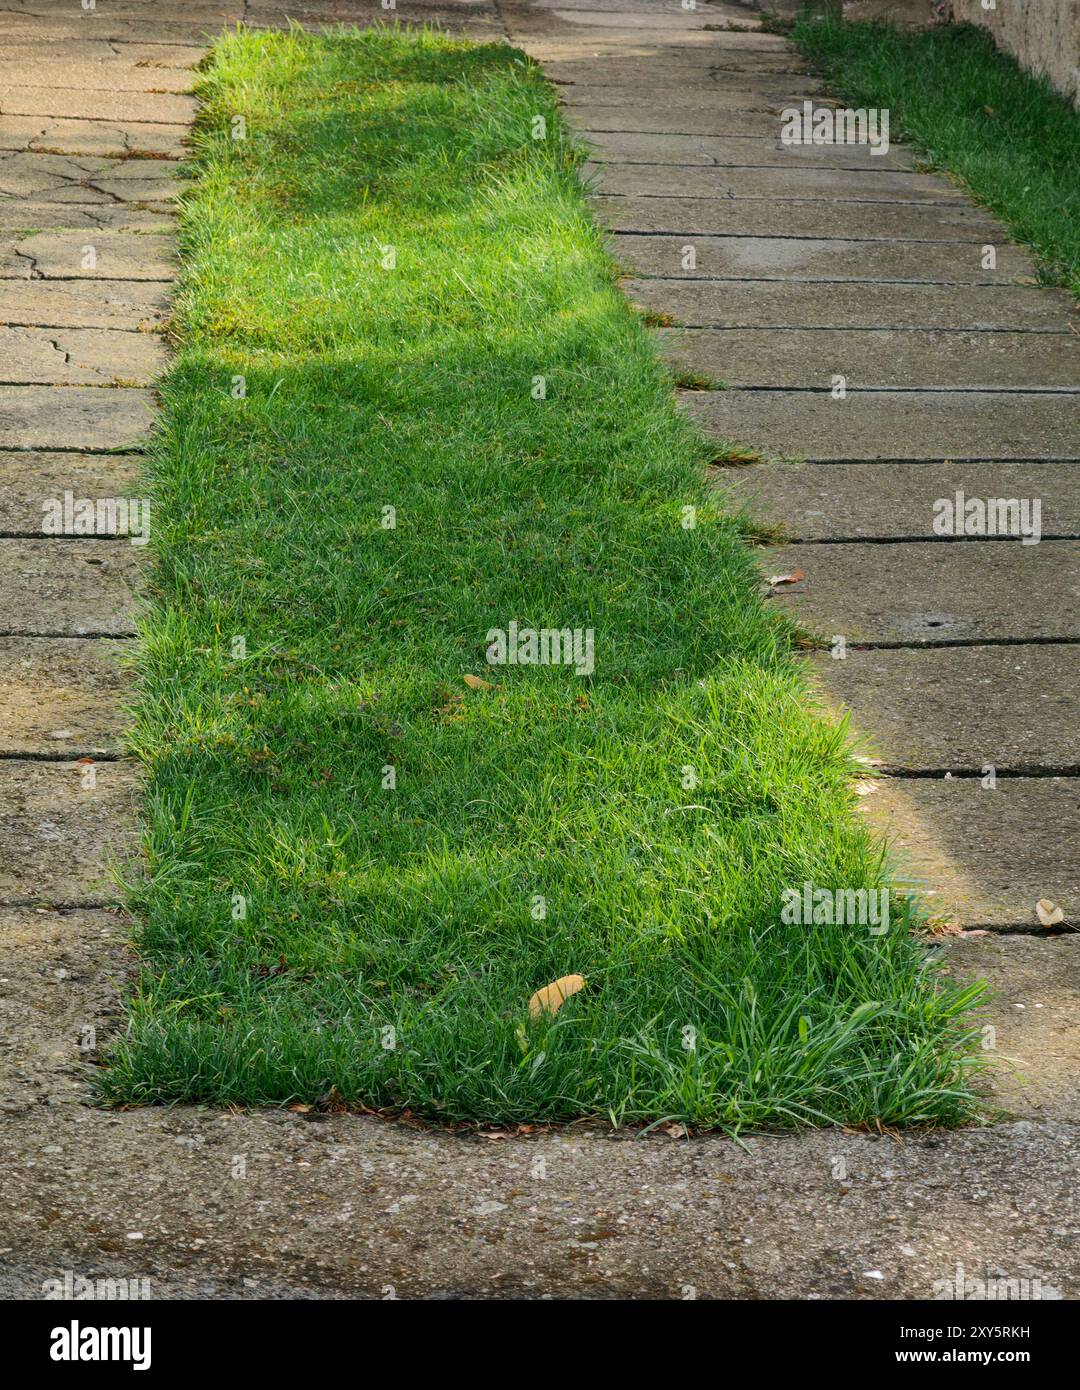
1,0 -> 1078,1300
508,0 -> 1080,931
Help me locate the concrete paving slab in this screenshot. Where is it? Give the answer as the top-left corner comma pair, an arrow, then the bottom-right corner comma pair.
0,88 -> 197,125
861,775 -> 1080,928
0,37 -> 207,65
545,60 -> 788,87
714,460 -> 1080,541
597,193 -> 999,238
0,154 -> 177,209
807,643 -> 1080,771
0,385 -> 156,450
0,1092 -> 1078,1298
0,115 -> 187,159
0,759 -> 139,906
524,0 -> 752,12
0,200 -> 174,231
0,450 -> 143,531
0,60 -> 196,93
578,111 -> 786,142
0,636 -> 133,757
505,8 -> 727,31
82,177 -> 179,204
567,100 -> 901,140
559,63 -> 813,92
594,163 -> 968,203
682,387 -> 1080,460
540,27 -> 768,48
0,907 -> 128,1108
627,277 -> 1077,330
0,539 -> 140,637
567,77 -> 822,111
0,21 -> 232,47
616,233 -> 1032,284
944,933 -> 1080,1121
581,129 -> 917,169
0,325 -> 167,385
2,0 -> 236,14
522,33 -> 784,54
0,151 -> 180,204
524,0 -> 745,11
0,277 -> 169,328
0,151 -> 110,199
758,539 -> 1080,643
658,326 -> 1080,389
2,230 -> 177,281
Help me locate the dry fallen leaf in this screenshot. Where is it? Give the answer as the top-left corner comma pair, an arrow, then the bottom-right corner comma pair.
528,973 -> 586,1019
927,918 -> 964,938
1036,898 -> 1065,928
853,779 -> 878,797
659,1121 -> 689,1139
463,673 -> 493,691
768,569 -> 805,588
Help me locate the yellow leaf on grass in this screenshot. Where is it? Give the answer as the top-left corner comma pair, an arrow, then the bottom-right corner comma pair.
463,673 -> 493,691
528,974 -> 586,1019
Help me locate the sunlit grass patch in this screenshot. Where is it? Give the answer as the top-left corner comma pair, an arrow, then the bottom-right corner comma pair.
103,23 -> 984,1129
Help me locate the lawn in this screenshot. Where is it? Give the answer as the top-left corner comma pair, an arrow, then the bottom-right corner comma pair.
103,23 -> 983,1129
783,12 -> 1080,297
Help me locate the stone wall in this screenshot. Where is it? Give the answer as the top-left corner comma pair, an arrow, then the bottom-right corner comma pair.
951,0 -> 1080,104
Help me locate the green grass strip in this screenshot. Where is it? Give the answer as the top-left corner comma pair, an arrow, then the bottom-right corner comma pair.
104,23 -> 984,1129
785,13 -> 1080,297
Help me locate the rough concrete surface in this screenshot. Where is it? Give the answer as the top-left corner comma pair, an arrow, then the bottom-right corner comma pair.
715,460 -> 1080,539
626,277 -> 1074,329
582,131 -> 918,170
614,232 -> 1031,283
0,637 -> 134,757
0,115 -> 189,159
685,388 -> 1080,459
860,776 -> 1080,928
1,0 -> 1077,1306
0,278 -> 170,330
0,451 -> 143,532
760,539 -> 1080,643
593,163 -> 967,204
807,644 -> 1080,770
0,760 -> 140,906
602,196 -> 1005,243
0,326 -> 167,385
0,385 -> 156,451
0,539 -> 140,636
662,327 -> 1080,389
3,231 -> 178,282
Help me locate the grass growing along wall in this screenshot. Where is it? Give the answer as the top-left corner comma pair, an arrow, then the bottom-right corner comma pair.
784,13 -> 1080,298
103,24 -> 984,1129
